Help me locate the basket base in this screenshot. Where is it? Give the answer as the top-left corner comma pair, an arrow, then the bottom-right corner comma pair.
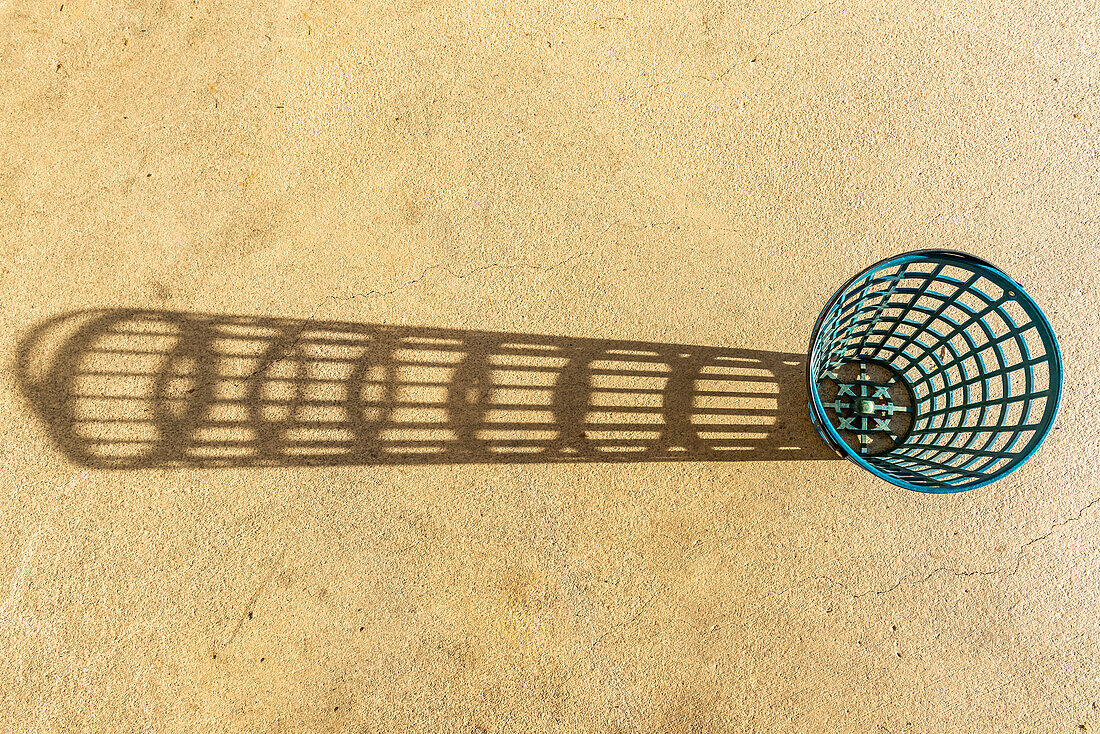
816,360 -> 915,456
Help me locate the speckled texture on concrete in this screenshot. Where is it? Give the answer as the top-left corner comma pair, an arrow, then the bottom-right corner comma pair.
1,1 -> 1098,731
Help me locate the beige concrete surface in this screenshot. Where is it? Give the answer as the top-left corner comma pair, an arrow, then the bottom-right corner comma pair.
1,0 -> 1098,731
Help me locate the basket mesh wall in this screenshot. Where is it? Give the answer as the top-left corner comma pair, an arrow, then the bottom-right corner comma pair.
808,251 -> 1062,492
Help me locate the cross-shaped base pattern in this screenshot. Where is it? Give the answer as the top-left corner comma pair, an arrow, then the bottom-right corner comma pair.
819,361 -> 913,455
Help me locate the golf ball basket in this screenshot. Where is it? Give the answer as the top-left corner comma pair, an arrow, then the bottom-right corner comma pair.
807,250 -> 1062,493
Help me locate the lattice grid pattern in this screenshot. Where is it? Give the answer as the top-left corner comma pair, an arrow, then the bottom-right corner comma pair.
17,309 -> 832,468
808,251 -> 1062,492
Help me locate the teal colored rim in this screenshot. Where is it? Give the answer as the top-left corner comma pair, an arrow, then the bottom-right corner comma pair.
807,250 -> 1063,493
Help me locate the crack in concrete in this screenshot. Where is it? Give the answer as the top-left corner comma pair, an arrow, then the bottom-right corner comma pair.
215,550 -> 286,658
556,588 -> 660,705
638,0 -> 847,87
589,590 -> 660,651
848,494 -> 1100,599
751,0 -> 844,63
239,249 -> 594,380
325,250 -> 595,307
968,159 -> 1054,217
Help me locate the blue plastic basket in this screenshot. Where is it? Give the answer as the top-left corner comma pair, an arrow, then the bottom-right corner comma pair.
807,250 -> 1062,493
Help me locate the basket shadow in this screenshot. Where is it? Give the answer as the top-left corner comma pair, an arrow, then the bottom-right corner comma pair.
15,309 -> 839,469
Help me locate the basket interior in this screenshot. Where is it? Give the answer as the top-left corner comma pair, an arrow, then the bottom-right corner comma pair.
809,252 -> 1062,492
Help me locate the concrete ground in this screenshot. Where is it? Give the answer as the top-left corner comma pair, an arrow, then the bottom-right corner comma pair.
2,0 -> 1098,731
